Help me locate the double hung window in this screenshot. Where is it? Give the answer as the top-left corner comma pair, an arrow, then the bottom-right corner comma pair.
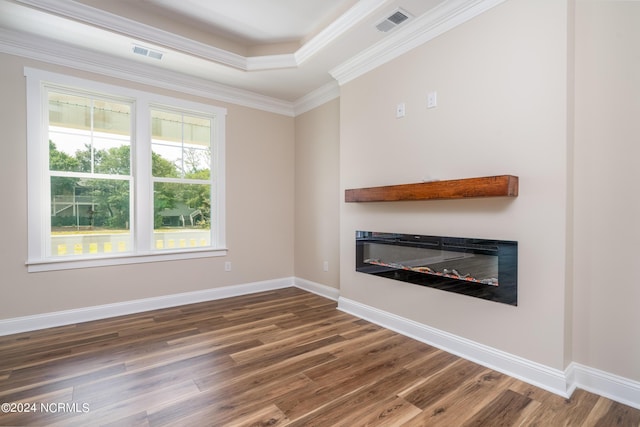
25,68 -> 226,271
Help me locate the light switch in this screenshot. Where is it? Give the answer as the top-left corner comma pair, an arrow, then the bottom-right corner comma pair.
396,102 -> 406,118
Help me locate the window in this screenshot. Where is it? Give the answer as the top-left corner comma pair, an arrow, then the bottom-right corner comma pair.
48,90 -> 134,257
151,108 -> 213,249
26,68 -> 226,272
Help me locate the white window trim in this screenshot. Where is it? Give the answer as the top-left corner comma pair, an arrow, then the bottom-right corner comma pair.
25,67 -> 227,272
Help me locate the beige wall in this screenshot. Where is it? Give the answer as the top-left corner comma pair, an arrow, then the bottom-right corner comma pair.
340,0 -> 572,369
573,1 -> 640,382
0,53 -> 294,319
294,99 -> 341,288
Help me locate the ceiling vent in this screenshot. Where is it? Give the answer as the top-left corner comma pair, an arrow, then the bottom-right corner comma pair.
376,8 -> 412,32
132,44 -> 164,60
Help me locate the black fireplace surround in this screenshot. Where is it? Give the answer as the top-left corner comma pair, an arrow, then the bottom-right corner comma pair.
356,231 -> 518,305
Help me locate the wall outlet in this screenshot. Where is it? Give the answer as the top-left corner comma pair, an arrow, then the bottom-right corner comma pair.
224,261 -> 232,272
323,261 -> 329,272
427,91 -> 437,109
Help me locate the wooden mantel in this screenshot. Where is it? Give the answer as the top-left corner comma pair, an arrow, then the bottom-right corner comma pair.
345,175 -> 518,202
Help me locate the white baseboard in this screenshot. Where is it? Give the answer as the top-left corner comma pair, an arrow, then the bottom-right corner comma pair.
2,279 -> 638,410
567,363 -> 640,410
294,277 -> 340,301
337,296 -> 570,398
337,296 -> 640,408
0,276 -> 338,337
0,277 -> 294,336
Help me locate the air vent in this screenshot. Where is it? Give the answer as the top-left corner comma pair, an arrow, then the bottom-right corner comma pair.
376,8 -> 412,32
388,11 -> 409,25
146,50 -> 164,60
131,44 -> 164,60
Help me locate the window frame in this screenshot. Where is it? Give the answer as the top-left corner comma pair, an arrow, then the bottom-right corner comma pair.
25,67 -> 227,272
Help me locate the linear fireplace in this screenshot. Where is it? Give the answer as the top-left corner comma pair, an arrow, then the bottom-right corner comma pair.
356,231 -> 518,305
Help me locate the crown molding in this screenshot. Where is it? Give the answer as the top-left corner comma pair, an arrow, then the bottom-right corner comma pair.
330,0 -> 507,85
14,0 -> 250,70
293,81 -> 341,116
14,0 -> 388,72
295,0 -> 388,65
0,28 -> 296,117
246,53 -> 298,71
3,0 -> 510,115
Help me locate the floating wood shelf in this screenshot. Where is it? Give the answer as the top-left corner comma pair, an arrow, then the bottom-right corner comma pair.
345,175 -> 518,202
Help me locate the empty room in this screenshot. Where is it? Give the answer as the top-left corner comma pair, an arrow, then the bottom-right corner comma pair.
1,0 -> 639,425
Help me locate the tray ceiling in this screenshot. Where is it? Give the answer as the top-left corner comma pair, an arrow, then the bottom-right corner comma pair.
0,0 -> 503,108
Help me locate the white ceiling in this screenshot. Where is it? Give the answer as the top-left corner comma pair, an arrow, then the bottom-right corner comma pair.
131,0 -> 360,45
0,0 -> 502,108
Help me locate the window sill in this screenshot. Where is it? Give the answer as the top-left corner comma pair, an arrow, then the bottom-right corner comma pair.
26,248 -> 228,272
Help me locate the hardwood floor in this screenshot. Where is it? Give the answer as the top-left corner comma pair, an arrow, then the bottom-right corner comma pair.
0,287 -> 638,426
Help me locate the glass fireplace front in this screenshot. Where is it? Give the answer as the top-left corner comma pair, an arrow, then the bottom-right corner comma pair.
356,231 -> 517,305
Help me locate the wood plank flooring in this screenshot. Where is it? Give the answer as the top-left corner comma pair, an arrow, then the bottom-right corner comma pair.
0,287 -> 638,426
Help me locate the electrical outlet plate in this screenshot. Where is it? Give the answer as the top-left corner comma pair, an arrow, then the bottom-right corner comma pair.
427,92 -> 437,108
